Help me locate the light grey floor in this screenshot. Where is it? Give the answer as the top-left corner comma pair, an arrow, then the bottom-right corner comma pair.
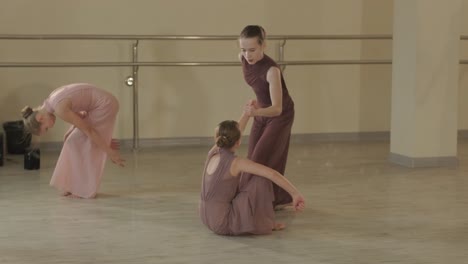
0,140 -> 467,264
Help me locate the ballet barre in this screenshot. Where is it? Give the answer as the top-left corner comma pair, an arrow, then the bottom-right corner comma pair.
0,34 -> 393,40
0,33 -> 427,149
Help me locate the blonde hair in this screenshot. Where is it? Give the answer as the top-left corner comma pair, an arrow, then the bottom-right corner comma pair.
21,106 -> 41,136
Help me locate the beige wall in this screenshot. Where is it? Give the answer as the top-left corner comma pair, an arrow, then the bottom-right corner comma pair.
0,0 -> 395,142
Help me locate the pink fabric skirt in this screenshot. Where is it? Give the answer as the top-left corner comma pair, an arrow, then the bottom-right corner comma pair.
50,89 -> 119,198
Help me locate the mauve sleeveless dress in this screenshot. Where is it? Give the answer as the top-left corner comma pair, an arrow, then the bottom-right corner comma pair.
241,54 -> 295,206
44,83 -> 119,198
200,147 -> 275,235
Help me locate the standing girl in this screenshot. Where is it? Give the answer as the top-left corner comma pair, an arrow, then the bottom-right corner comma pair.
239,25 -> 295,208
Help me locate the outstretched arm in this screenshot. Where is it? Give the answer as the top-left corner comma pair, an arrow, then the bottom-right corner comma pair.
54,99 -> 125,167
237,110 -> 250,134
231,157 -> 305,211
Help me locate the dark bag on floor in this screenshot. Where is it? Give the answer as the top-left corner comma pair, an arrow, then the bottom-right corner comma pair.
24,148 -> 40,170
3,120 -> 31,154
0,132 -> 4,166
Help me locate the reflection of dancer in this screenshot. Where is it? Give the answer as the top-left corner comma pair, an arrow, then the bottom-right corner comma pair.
199,112 -> 305,235
21,83 -> 124,198
239,25 -> 295,208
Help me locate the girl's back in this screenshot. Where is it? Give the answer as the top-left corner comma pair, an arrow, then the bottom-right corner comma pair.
199,147 -> 276,235
200,147 -> 238,234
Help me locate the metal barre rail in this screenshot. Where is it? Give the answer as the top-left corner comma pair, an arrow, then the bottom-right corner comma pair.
0,34 -> 393,40
6,60 -> 468,67
0,33 -> 409,149
0,60 -> 393,67
1,33 -> 466,40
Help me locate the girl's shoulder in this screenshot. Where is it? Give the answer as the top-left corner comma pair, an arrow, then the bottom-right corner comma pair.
263,54 -> 278,65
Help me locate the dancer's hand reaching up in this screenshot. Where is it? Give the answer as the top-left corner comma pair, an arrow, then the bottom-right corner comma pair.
248,99 -> 258,107
244,99 -> 258,117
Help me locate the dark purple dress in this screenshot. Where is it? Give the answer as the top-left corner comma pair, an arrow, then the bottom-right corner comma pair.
241,54 -> 295,206
200,147 -> 275,235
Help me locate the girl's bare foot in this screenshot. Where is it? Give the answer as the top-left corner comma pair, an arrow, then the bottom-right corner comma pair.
274,203 -> 292,211
64,193 -> 97,199
273,222 -> 286,231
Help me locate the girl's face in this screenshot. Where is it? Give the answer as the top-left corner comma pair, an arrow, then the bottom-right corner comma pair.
38,113 -> 56,135
239,37 -> 265,65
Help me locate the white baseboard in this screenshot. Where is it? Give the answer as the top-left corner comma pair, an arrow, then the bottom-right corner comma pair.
389,152 -> 458,168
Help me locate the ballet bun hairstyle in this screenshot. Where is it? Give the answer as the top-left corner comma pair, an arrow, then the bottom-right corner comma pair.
240,25 -> 266,45
215,120 -> 241,149
21,106 -> 41,135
